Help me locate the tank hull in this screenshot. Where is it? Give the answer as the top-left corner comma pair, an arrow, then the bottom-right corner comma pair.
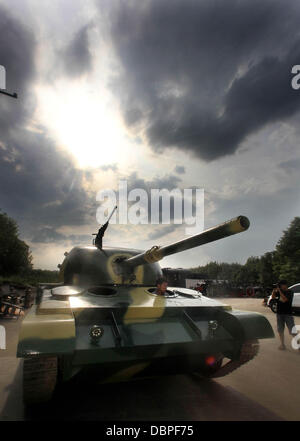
17,285 -> 274,386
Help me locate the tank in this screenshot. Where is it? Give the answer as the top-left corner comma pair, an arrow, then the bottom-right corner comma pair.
17,215 -> 274,405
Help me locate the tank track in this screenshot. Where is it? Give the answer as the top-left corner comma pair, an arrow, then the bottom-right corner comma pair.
210,339 -> 259,378
23,356 -> 57,405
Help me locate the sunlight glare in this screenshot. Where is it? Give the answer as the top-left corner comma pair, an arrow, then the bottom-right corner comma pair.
36,81 -> 130,168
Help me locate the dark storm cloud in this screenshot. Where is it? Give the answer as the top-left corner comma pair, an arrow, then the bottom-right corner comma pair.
0,127 -> 96,234
147,224 -> 178,241
124,172 -> 181,192
174,165 -> 185,175
0,5 -> 35,131
116,172 -> 184,239
0,6 -> 95,243
62,24 -> 93,77
31,227 -> 66,243
279,158 -> 300,173
105,0 -> 300,160
31,227 -> 91,244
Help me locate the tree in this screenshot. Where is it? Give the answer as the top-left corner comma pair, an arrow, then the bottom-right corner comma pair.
192,261 -> 220,279
233,265 -> 250,286
273,217 -> 300,285
259,251 -> 276,287
192,261 -> 243,283
218,262 -> 243,282
0,211 -> 32,275
244,257 -> 260,285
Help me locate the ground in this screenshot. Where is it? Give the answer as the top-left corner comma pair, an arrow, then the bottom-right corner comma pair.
0,298 -> 299,421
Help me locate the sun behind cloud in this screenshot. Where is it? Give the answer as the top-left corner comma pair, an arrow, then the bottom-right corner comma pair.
35,78 -> 134,169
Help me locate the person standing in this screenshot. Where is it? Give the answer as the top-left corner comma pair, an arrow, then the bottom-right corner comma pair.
272,280 -> 296,350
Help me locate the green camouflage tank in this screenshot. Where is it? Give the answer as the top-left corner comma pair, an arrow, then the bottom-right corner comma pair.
17,216 -> 274,405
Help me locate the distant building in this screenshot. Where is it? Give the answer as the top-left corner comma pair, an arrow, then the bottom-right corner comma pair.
162,268 -> 207,288
162,268 -> 244,297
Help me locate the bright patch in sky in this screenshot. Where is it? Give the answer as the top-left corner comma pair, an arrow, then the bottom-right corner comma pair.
35,80 -> 133,168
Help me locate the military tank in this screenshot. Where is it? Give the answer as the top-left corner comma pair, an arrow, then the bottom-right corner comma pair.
17,215 -> 274,405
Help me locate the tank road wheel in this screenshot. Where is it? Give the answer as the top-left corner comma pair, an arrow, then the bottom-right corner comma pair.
23,356 -> 58,405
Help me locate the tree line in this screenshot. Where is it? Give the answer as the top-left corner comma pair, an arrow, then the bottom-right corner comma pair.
0,211 -> 59,284
190,217 -> 300,287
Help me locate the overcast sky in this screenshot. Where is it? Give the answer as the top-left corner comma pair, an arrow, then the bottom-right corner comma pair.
0,0 -> 299,270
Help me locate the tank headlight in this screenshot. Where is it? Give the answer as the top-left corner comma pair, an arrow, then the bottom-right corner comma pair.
89,325 -> 104,343
208,320 -> 218,332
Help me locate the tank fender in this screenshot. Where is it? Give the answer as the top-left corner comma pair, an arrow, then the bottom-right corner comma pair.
217,309 -> 274,341
17,306 -> 76,358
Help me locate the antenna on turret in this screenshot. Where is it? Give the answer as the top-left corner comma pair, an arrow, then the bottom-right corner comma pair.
106,205 -> 118,223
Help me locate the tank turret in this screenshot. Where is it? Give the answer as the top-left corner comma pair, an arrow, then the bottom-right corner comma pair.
61,215 -> 249,287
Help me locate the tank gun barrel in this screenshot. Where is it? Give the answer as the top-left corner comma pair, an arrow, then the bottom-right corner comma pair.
124,216 -> 250,268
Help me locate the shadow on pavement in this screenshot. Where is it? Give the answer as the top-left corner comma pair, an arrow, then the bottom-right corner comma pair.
1,371 -> 281,421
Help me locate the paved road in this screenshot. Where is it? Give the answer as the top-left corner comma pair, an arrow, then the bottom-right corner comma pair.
0,298 -> 299,421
